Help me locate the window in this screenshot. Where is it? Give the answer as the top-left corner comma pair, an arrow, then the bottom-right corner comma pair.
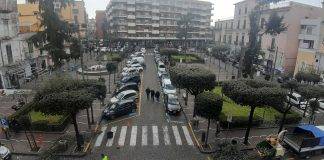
228,35 -> 232,44
306,27 -> 313,35
231,22 -> 233,29
245,7 -> 247,14
223,35 -> 226,43
6,45 -> 13,64
235,35 -> 239,44
74,15 -> 78,24
261,18 -> 265,29
270,38 -> 275,50
225,23 -> 228,29
239,8 -> 241,15
73,9 -> 79,14
241,36 -> 245,45
243,19 -> 246,29
237,20 -> 240,29
28,42 -> 34,53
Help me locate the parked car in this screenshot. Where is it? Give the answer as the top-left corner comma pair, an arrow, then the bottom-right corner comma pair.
165,94 -> 181,115
0,145 -> 11,160
130,63 -> 144,71
102,99 -> 137,119
162,79 -> 176,94
319,99 -> 324,111
157,62 -> 165,70
160,73 -> 170,82
158,69 -> 167,78
110,90 -> 138,103
121,67 -> 140,77
287,92 -> 307,109
141,48 -> 146,53
118,75 -> 141,85
113,82 -> 139,96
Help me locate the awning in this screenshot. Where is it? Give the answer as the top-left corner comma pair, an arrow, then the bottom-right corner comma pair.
294,125 -> 324,146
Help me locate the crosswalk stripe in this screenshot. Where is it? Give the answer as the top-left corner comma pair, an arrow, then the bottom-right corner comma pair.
182,126 -> 194,146
172,126 -> 182,145
162,126 -> 171,145
142,126 -> 148,146
152,126 -> 159,145
106,126 -> 117,147
118,126 -> 127,146
130,126 -> 137,146
95,126 -> 107,147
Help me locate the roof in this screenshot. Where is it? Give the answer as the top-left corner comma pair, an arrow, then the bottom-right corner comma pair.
294,125 -> 324,146
120,90 -> 137,94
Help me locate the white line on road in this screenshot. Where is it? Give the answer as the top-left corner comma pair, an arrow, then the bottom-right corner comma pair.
118,126 -> 127,146
130,126 -> 137,146
106,126 -> 117,147
95,126 -> 107,147
142,126 -> 148,146
182,126 -> 194,146
162,126 -> 171,145
172,126 -> 182,145
152,126 -> 159,145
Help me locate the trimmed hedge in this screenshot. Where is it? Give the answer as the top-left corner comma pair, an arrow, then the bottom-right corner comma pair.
219,113 -> 263,128
30,115 -> 70,132
171,54 -> 205,64
274,112 -> 302,124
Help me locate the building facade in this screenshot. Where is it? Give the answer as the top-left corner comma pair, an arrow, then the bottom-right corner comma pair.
214,0 -> 324,74
95,10 -> 106,39
105,0 -> 213,46
294,18 -> 324,76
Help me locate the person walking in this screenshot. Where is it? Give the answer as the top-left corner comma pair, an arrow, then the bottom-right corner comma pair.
145,87 -> 151,100
150,90 -> 155,101
155,91 -> 160,102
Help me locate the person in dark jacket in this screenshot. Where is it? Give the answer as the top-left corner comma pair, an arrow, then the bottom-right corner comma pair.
145,88 -> 150,100
150,90 -> 155,101
155,91 -> 160,102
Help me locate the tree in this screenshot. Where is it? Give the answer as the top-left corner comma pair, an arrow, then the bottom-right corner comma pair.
308,100 -> 319,124
27,0 -> 74,68
170,67 -> 216,117
278,79 -> 298,133
69,38 -> 81,62
211,45 -> 230,73
295,71 -> 322,84
195,91 -> 223,147
222,80 -> 286,145
106,62 -> 117,93
242,0 -> 284,78
298,85 -> 324,117
176,13 -> 193,53
264,12 -> 287,80
33,90 -> 93,151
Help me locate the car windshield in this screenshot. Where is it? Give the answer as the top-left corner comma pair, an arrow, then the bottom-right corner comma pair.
168,97 -> 179,105
165,84 -> 175,90
109,103 -> 117,110
116,93 -> 124,99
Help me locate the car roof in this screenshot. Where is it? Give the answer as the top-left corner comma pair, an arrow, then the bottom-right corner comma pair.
118,99 -> 135,105
120,90 -> 137,94
292,92 -> 301,97
167,94 -> 178,99
163,79 -> 172,84
120,82 -> 138,87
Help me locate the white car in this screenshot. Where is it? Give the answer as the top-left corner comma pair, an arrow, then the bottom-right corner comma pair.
158,68 -> 167,78
162,79 -> 176,94
287,92 -> 307,109
141,48 -> 146,53
121,68 -> 140,77
319,99 -> 324,111
100,47 -> 108,52
110,90 -> 138,103
130,64 -> 143,71
0,145 -> 11,160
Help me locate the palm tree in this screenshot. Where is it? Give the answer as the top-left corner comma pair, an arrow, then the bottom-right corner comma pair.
176,13 -> 194,53
195,91 -> 223,147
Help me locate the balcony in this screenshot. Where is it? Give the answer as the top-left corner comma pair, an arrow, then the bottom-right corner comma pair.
127,7 -> 135,12
128,30 -> 136,34
127,15 -> 136,19
136,15 -> 152,19
127,0 -> 135,4
152,16 -> 159,20
115,14 -> 127,18
152,9 -> 159,13
117,30 -> 128,33
152,23 -> 159,27
128,22 -> 136,27
152,30 -> 159,34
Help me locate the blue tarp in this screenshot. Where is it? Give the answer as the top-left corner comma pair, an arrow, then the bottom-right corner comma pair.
294,125 -> 324,146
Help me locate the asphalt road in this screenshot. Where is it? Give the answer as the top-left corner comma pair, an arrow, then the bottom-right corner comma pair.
88,53 -> 206,160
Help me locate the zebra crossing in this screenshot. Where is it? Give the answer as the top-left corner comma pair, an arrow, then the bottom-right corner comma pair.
94,125 -> 194,147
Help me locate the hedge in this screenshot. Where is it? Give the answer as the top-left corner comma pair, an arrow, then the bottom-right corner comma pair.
219,113 -> 263,128
274,111 -> 302,125
30,115 -> 70,132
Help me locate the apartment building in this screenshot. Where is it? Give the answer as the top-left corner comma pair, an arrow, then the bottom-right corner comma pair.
18,0 -> 88,37
214,19 -> 234,44
95,10 -> 106,39
294,18 -> 324,76
214,0 -> 324,74
105,0 -> 213,46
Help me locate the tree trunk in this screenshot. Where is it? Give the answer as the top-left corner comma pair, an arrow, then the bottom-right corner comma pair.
108,74 -> 111,93
244,106 -> 256,145
24,129 -> 33,151
278,110 -> 289,133
218,59 -> 221,73
90,105 -> 94,124
193,95 -> 197,117
86,108 -> 91,129
113,72 -> 116,84
72,114 -> 81,151
205,118 -> 211,147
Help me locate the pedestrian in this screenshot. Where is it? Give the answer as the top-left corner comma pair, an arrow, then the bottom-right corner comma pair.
101,154 -> 109,160
155,91 -> 160,102
150,90 -> 155,101
145,88 -> 150,100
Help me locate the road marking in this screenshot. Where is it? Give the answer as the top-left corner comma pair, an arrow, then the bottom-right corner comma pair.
94,126 -> 107,147
118,126 -> 127,146
182,126 -> 194,145
162,126 -> 171,145
106,126 -> 117,147
172,126 -> 182,145
142,126 -> 148,146
130,126 -> 137,146
152,126 -> 159,145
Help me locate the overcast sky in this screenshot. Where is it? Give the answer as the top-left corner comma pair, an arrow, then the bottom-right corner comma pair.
18,0 -> 323,24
